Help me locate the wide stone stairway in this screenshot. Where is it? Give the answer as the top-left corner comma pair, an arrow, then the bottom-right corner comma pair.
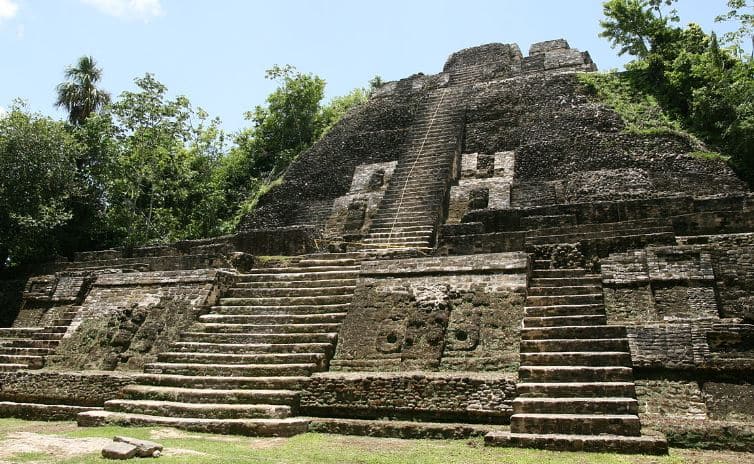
0,307 -> 79,371
486,260 -> 667,453
359,88 -> 463,253
78,253 -> 360,436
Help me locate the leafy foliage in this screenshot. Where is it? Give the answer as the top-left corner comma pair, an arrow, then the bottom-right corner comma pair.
1,60 -> 371,268
0,103 -> 80,269
55,56 -> 111,125
104,74 -> 227,246
598,0 -> 754,184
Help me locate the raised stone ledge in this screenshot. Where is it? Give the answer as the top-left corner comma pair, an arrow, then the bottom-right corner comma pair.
360,252 -> 528,278
92,269 -> 229,287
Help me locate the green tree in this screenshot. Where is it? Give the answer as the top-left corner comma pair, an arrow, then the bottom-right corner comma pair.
599,0 -> 680,58
0,103 -> 80,269
598,0 -> 754,184
716,0 -> 754,58
105,74 -> 226,246
219,66 -> 373,231
55,56 -> 111,126
235,65 -> 327,180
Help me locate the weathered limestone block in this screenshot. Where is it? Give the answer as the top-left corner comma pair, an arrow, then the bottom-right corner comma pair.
332,254 -> 526,372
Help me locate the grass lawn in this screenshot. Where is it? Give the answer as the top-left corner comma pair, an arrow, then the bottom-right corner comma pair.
0,418 -> 751,463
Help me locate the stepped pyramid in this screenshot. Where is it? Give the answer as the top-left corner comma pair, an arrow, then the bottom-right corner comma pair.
3,39 -> 752,455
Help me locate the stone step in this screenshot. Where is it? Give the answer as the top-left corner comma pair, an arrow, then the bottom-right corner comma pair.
198,313 -> 346,326
510,413 -> 641,436
105,399 -> 291,420
513,397 -> 638,415
0,346 -> 50,356
48,318 -> 74,326
524,304 -> 605,317
523,315 -> 608,328
309,418 -> 503,440
527,218 -> 671,237
78,410 -> 310,437
527,286 -> 602,296
240,271 -> 359,282
171,342 -> 333,355
193,322 -> 341,334
521,325 -> 626,340
520,339 -> 629,353
218,295 -> 352,306
0,328 -> 43,336
143,362 -> 318,377
516,382 -> 636,398
226,286 -> 356,298
526,226 -> 674,245
390,162 -> 451,171
366,230 -> 433,240
369,217 -> 434,226
299,252 -> 366,261
526,294 -> 603,307
0,354 -> 45,368
519,366 -> 634,383
0,363 -> 28,372
484,431 -> 668,454
11,339 -> 59,349
531,269 -> 591,279
369,224 -> 436,233
248,265 -> 360,275
30,332 -> 65,340
133,374 -> 308,390
520,351 -> 632,367
529,277 -> 603,287
362,239 -> 430,248
358,246 -> 433,254
120,385 -> 298,405
179,332 -> 337,345
236,279 -> 358,289
43,325 -> 68,334
157,351 -> 326,367
209,304 -> 352,316
295,258 -> 358,267
373,203 -> 439,212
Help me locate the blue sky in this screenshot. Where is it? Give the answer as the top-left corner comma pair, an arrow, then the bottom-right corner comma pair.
0,0 -> 743,132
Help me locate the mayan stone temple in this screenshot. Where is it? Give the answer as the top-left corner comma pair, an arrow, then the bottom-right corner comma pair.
1,39 -> 753,454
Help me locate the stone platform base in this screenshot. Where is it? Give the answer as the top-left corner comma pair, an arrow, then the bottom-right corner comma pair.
0,401 -> 101,421
485,431 -> 668,455
77,410 -> 309,437
308,417 -> 507,439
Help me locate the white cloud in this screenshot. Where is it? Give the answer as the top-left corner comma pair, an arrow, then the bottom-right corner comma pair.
0,0 -> 19,23
81,0 -> 164,22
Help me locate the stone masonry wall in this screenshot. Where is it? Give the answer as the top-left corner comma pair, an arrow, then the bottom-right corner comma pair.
331,253 -> 527,372
601,241 -> 754,375
47,269 -> 234,371
300,371 -> 516,423
0,371 -> 134,407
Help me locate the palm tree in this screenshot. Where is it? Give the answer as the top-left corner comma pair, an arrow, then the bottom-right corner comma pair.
55,56 -> 111,125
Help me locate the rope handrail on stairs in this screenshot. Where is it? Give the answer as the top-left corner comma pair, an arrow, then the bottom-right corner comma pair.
385,88 -> 449,247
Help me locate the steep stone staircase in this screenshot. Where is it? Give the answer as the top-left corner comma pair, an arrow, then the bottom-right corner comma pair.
359,88 -> 464,254
0,307 -> 80,372
78,253 -> 361,436
486,260 -> 668,454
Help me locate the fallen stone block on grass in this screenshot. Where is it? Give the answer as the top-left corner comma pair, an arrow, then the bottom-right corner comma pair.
114,436 -> 164,457
102,441 -> 138,460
